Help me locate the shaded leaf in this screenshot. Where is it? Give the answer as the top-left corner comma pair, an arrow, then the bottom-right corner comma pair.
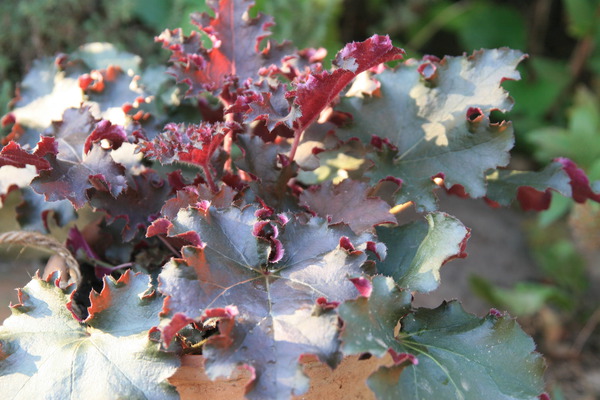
160,184 -> 238,220
158,204 -> 372,399
235,134 -> 298,207
43,107 -> 98,158
340,280 -> 545,400
469,276 -> 572,316
367,301 -> 546,400
300,179 -> 396,234
485,162 -> 572,210
339,276 -> 412,357
90,170 -> 172,242
0,271 -> 179,400
338,49 -> 525,211
242,83 -> 300,131
376,213 -> 469,292
16,187 -> 76,233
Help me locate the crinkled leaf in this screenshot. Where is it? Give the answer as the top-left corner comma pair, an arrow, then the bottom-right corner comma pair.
339,279 -> 545,400
376,212 -> 469,292
32,143 -> 127,209
0,271 -> 179,400
485,162 -> 573,210
292,34 -> 404,131
300,179 -> 396,234
140,122 -> 227,168
90,170 -> 172,242
158,204 -> 372,399
157,0 -> 293,95
0,141 -> 50,170
367,301 -> 546,400
160,184 -> 237,220
243,83 -> 300,131
338,49 -> 525,212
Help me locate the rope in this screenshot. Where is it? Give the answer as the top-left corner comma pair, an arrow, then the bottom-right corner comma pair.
0,230 -> 81,285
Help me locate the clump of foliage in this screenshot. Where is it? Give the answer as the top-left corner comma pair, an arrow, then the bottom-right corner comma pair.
1,0 -> 599,399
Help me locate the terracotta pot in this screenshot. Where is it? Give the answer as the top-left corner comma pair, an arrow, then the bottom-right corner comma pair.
169,353 -> 391,400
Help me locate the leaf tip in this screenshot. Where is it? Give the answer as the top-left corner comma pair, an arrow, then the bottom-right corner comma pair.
350,277 -> 372,297
388,349 -> 418,366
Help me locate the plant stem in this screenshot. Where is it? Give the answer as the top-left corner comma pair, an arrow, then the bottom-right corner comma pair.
288,128 -> 304,162
221,98 -> 235,172
202,164 -> 218,193
572,305 -> 600,355
157,234 -> 181,257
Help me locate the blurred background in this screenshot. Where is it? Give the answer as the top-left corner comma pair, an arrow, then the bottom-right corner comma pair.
0,0 -> 599,398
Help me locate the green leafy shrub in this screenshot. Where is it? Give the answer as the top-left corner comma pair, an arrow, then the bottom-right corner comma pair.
1,0 -> 599,398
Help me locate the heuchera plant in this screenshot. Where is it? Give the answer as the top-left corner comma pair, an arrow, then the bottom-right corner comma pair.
1,0 -> 599,399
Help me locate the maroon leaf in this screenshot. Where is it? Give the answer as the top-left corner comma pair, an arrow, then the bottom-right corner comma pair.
234,134 -> 297,206
484,162 -> 573,211
0,141 -> 51,171
83,120 -> 127,154
160,184 -> 238,220
140,122 -> 228,168
158,204 -> 374,399
44,107 -> 98,158
32,142 -> 127,209
291,35 -> 404,132
243,83 -> 301,131
89,170 -> 172,241
300,179 -> 396,234
157,0 -> 293,95
557,157 -> 600,203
